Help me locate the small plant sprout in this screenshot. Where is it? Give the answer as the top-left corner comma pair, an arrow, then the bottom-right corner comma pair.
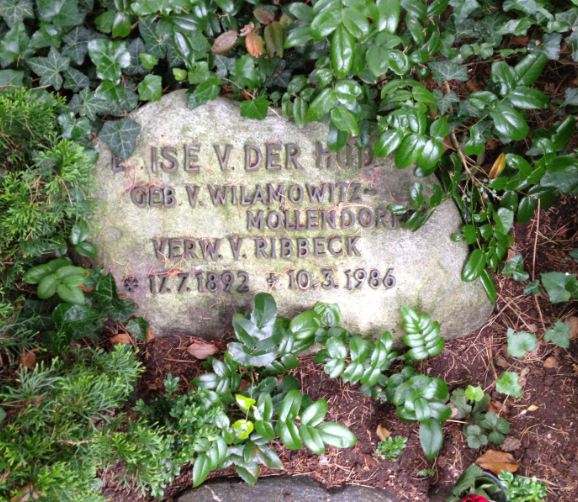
375,436 -> 408,461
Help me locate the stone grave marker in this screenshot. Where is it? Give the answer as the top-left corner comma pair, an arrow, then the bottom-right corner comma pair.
91,91 -> 492,338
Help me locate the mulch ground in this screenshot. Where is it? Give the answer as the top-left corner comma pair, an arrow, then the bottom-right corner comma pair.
103,196 -> 577,502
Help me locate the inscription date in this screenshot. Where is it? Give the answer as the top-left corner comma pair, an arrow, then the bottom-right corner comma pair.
148,270 -> 249,295
286,267 -> 396,291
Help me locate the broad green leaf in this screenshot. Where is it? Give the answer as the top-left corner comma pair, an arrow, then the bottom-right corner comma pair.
240,97 -> 270,120
450,0 -> 480,21
290,310 -> 320,340
192,453 -> 211,487
188,78 -> 221,109
318,422 -> 357,448
376,0 -> 400,33
506,329 -> 537,358
479,269 -> 497,304
331,25 -> 354,79
37,274 -> 58,299
99,118 -> 141,159
63,68 -> 89,92
491,104 -> 528,141
310,8 -> 341,39
419,419 -> 443,460
330,105 -> 359,135
277,421 -> 302,450
301,400 -> 328,426
88,39 -> 131,82
509,87 -> 548,110
462,249 -> 486,282
341,8 -> 369,39
496,371 -> 523,398
306,88 -> 336,121
56,283 -> 85,304
137,74 -> 162,101
278,389 -> 302,421
514,53 -> 547,86
232,419 -> 254,439
544,320 -> 570,349
300,424 -> 326,454
374,130 -> 403,157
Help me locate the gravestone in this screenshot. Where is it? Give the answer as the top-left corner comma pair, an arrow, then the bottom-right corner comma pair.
91,91 -> 491,338
176,477 -> 396,502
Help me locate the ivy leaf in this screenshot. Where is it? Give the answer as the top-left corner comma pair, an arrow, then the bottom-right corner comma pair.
506,329 -> 537,358
0,69 -> 24,86
428,61 -> 468,83
137,74 -> 162,101
502,254 -> 529,281
540,272 -> 578,303
88,39 -> 131,82
27,47 -> 70,90
544,320 -> 570,349
240,97 -> 270,120
62,27 -> 99,65
99,118 -> 141,159
0,22 -> 32,67
496,372 -> 523,399
63,67 -> 89,92
0,0 -> 34,27
69,88 -> 110,120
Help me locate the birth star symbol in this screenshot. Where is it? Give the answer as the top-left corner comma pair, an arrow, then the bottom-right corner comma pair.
266,273 -> 280,288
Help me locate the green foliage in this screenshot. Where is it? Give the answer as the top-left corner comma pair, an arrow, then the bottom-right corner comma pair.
544,320 -> 570,349
499,471 -> 547,502
400,306 -> 445,361
448,464 -> 508,502
450,386 -> 510,449
0,346 -> 142,501
375,436 -> 407,461
506,328 -> 537,358
0,88 -> 94,295
496,371 -> 524,398
0,0 -> 575,297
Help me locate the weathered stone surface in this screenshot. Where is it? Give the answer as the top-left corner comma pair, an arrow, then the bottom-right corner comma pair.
91,91 -> 492,338
176,477 -> 397,502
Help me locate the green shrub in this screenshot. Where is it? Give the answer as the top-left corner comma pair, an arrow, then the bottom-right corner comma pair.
0,345 -> 141,501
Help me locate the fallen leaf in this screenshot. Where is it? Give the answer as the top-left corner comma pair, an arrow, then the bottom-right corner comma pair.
145,327 -> 155,343
527,404 -> 539,412
246,32 -> 264,57
501,437 -> 522,452
495,355 -> 510,369
489,153 -> 506,179
489,400 -> 506,414
110,333 -> 133,345
475,449 -> 519,475
20,350 -> 37,370
376,424 -> 391,441
565,316 -> 578,340
211,30 -> 238,55
187,339 -> 218,359
543,356 -> 559,368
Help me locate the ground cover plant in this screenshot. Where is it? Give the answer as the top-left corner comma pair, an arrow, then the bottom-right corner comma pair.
0,0 -> 576,501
